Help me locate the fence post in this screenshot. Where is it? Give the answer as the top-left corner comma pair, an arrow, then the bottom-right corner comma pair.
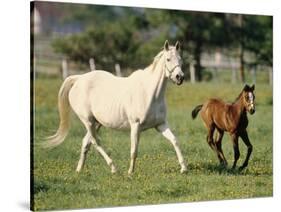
115,63 -> 122,77
62,59 -> 68,79
251,65 -> 256,84
231,60 -> 237,84
89,58 -> 96,71
189,61 -> 196,83
269,67 -> 273,85
33,56 -> 36,79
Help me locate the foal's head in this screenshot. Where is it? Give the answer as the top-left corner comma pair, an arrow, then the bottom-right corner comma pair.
163,40 -> 184,85
241,84 -> 256,114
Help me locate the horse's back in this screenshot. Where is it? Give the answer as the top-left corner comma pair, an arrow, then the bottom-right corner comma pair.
200,98 -> 230,129
68,71 -> 131,128
202,98 -> 228,111
68,69 -> 165,130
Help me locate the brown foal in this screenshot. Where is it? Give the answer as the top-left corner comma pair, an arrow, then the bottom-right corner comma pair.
192,84 -> 256,171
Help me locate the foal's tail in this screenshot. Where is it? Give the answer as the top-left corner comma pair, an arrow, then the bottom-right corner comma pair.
43,75 -> 79,149
191,104 -> 203,119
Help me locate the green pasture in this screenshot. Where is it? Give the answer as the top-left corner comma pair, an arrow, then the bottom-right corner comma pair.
32,77 -> 273,210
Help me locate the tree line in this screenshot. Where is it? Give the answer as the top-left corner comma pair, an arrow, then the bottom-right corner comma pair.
51,4 -> 272,82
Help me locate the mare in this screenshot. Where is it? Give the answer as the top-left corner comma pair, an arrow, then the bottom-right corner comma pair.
44,40 -> 188,174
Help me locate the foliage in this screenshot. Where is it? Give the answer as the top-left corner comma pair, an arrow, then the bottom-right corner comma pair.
146,10 -> 229,80
243,15 -> 273,66
52,15 -> 145,71
51,5 -> 272,77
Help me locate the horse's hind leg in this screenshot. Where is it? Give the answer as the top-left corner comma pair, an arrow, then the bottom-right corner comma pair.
76,132 -> 92,172
206,124 -> 216,151
215,130 -> 228,166
78,117 -> 116,173
89,121 -> 117,173
239,130 -> 253,171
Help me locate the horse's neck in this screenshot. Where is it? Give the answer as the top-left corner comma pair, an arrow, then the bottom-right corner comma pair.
147,57 -> 167,101
232,94 -> 246,118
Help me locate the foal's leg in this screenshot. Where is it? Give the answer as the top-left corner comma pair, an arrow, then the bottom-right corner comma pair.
156,123 -> 187,173
215,130 -> 228,166
206,124 -> 217,151
239,130 -> 253,171
76,132 -> 91,172
231,133 -> 240,170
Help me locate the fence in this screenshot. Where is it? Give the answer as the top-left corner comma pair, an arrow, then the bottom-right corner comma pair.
33,36 -> 272,84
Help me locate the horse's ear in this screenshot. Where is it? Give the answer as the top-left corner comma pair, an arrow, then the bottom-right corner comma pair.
251,84 -> 255,91
175,41 -> 181,51
164,40 -> 169,51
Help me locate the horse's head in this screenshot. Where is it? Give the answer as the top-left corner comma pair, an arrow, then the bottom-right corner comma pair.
163,40 -> 184,85
242,84 -> 256,114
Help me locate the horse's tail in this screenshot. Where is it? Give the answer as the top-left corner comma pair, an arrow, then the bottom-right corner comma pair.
43,75 -> 79,149
191,104 -> 203,119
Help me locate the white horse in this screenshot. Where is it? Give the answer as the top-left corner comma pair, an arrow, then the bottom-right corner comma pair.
45,40 -> 188,174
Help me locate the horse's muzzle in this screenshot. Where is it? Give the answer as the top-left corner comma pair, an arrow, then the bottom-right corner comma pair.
176,75 -> 184,85
249,108 -> 255,114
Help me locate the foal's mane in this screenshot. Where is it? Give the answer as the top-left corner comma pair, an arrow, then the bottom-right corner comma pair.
234,90 -> 244,102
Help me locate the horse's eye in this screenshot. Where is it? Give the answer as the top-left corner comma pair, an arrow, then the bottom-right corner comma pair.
167,58 -> 170,62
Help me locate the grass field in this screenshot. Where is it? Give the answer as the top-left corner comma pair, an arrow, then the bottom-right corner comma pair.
32,77 -> 273,211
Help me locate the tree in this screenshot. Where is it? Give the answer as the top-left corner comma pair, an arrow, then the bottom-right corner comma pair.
52,5 -> 272,80
52,13 -> 146,71
224,14 -> 272,82
243,15 -> 272,67
146,10 -> 229,81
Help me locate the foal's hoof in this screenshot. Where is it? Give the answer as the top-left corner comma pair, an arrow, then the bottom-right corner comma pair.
238,166 -> 246,172
219,162 -> 228,169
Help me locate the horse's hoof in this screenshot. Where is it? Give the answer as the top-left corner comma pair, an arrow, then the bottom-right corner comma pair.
238,166 -> 245,172
111,166 -> 117,174
180,166 -> 188,174
219,162 -> 228,169
128,169 -> 133,175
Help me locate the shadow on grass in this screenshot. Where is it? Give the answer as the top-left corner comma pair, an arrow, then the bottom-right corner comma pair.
189,162 -> 250,175
33,180 -> 50,194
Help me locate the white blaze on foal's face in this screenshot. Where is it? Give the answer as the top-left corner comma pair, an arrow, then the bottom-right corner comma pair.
163,40 -> 184,85
247,91 -> 255,114
243,84 -> 256,115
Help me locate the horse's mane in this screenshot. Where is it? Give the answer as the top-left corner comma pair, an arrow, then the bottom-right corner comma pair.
147,50 -> 165,72
234,89 -> 244,103
146,46 -> 175,72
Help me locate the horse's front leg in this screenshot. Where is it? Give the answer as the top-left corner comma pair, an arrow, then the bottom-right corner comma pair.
128,121 -> 140,174
239,130 -> 253,171
231,133 -> 240,170
156,123 -> 187,173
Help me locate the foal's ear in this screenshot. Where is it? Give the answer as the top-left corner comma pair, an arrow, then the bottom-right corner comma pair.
175,41 -> 181,51
164,40 -> 169,51
243,84 -> 251,91
251,84 -> 255,91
